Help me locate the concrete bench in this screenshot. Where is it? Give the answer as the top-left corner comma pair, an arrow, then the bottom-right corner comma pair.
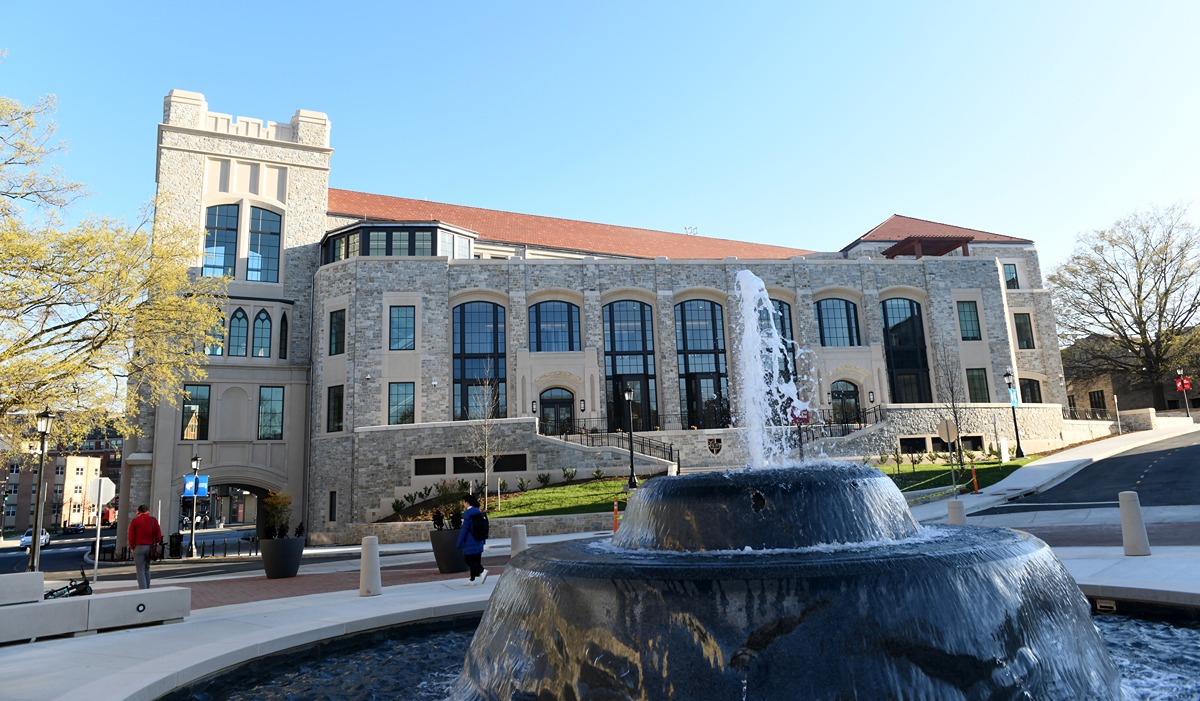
0,586 -> 191,645
0,572 -> 45,607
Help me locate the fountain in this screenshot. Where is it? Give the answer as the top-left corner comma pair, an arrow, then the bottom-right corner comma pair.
448,271 -> 1121,700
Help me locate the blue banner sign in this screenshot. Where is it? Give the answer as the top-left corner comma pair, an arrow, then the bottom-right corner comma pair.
183,475 -> 209,497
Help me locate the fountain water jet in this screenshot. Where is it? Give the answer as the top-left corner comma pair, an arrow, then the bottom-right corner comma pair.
449,271 -> 1120,700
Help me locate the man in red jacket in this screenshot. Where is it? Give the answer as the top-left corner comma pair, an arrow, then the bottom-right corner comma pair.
127,504 -> 163,589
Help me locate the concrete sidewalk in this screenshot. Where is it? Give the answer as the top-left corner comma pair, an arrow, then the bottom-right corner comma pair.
4,426 -> 1200,701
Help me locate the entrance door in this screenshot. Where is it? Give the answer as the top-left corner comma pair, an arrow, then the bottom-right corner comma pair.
684,374 -> 729,429
539,388 -> 575,435
831,380 -> 861,425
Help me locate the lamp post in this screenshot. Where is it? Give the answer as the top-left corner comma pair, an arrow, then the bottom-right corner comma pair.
1003,369 -> 1025,459
27,407 -> 56,573
187,456 -> 200,558
624,389 -> 637,489
1177,369 -> 1192,419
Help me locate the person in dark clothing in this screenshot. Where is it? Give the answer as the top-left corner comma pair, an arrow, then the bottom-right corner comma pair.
457,493 -> 488,585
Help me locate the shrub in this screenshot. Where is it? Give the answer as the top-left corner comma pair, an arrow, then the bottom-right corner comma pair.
517,477 -> 529,491
592,467 -> 605,480
261,491 -> 292,539
537,473 -> 552,487
498,478 -> 508,493
561,466 -> 577,482
391,498 -> 404,515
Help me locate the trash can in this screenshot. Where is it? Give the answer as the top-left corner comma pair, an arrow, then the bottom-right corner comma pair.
169,532 -> 183,559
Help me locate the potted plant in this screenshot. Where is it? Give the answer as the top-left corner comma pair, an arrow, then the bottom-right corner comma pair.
429,480 -> 468,574
259,491 -> 305,579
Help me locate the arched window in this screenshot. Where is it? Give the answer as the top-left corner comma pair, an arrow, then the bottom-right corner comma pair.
452,301 -> 507,420
203,204 -> 238,277
247,208 -> 282,282
228,308 -> 248,357
881,298 -> 931,403
675,300 -> 729,429
602,300 -> 658,432
528,301 -> 581,352
205,314 -> 224,357
279,314 -> 289,360
814,298 -> 860,347
253,311 -> 272,357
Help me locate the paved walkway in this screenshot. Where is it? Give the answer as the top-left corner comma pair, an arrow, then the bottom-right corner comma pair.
2,425 -> 1199,701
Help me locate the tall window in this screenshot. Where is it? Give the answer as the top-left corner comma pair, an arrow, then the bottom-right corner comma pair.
675,300 -> 729,429
815,298 -> 860,347
252,311 -> 272,357
228,309 -> 248,357
329,309 -> 346,356
389,306 -> 415,351
965,368 -> 990,402
257,387 -> 284,440
603,300 -> 658,432
247,207 -> 282,282
529,301 -> 581,352
1021,378 -> 1043,404
203,204 -> 238,277
388,382 -> 415,425
881,298 -> 932,403
1004,263 -> 1020,290
452,302 -> 507,420
205,315 -> 224,356
181,385 -> 210,440
1014,313 -> 1035,349
279,314 -> 288,360
957,301 -> 982,341
1088,390 -> 1106,411
327,385 -> 344,432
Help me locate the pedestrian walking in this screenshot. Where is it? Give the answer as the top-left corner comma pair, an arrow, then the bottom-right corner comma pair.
128,504 -> 163,589
456,494 -> 489,585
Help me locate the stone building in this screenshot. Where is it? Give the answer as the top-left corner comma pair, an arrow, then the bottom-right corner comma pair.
122,90 -> 1071,545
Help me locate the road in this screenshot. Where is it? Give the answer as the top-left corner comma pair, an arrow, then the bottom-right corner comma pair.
0,526 -> 258,575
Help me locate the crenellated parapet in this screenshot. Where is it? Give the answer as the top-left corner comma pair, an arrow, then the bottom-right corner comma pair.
162,89 -> 330,147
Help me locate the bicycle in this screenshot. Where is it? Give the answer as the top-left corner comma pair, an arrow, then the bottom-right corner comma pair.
44,568 -> 93,599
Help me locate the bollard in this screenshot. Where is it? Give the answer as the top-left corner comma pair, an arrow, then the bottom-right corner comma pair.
1119,491 -> 1151,556
613,497 -> 619,533
947,500 -> 966,525
359,536 -> 382,596
510,524 -> 528,557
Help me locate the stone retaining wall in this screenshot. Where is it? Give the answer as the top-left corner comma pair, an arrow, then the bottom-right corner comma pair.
308,512 -> 616,546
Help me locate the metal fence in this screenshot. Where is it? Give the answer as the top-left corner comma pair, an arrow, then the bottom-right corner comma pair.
1063,407 -> 1111,420
549,430 -> 677,464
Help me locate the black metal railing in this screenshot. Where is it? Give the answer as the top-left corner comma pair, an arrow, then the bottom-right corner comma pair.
1063,407 -> 1111,421
550,429 -> 677,464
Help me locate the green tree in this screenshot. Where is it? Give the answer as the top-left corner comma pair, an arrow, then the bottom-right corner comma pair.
1,72 -> 226,444
1049,205 -> 1200,409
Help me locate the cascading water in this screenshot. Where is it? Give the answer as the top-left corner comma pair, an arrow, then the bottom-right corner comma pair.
449,270 -> 1121,700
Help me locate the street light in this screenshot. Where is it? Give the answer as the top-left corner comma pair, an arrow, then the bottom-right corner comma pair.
27,407 -> 56,573
1177,369 -> 1192,419
624,389 -> 637,489
1003,369 -> 1025,459
187,456 -> 201,558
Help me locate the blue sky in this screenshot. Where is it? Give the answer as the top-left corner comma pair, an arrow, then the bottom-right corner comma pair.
4,2 -> 1198,271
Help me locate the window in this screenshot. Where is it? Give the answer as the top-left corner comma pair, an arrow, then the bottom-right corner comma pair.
205,314 -> 224,356
675,300 -> 729,429
453,302 -> 507,420
388,382 -> 415,425
75,465 -> 84,476
328,491 -> 337,522
327,385 -> 344,432
247,207 -> 281,282
181,384 -> 210,440
1014,313 -> 1035,349
74,485 -> 82,495
957,301 -> 982,341
389,306 -> 415,351
368,231 -> 387,256
55,464 -> 64,476
1089,390 -> 1107,411
815,299 -> 860,347
881,298 -> 932,403
279,314 -> 288,360
1020,378 -> 1043,404
329,309 -> 346,356
203,204 -> 238,277
415,457 -> 447,475
258,387 -> 284,440
1004,263 -> 1019,290
529,301 -> 581,352
228,309 -> 248,357
253,311 -> 272,357
966,368 -> 990,403
603,300 -> 658,432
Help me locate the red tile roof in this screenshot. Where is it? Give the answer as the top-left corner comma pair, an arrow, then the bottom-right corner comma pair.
841,215 -> 1032,252
327,188 -> 814,260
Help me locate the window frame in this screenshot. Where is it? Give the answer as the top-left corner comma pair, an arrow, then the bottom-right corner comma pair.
252,310 -> 272,358
957,300 -> 982,341
1003,263 -> 1020,290
247,207 -> 282,283
1014,313 -> 1036,350
814,298 -> 861,347
203,204 -> 238,278
388,382 -> 416,425
257,386 -> 284,440
228,308 -> 249,357
329,309 -> 346,356
181,384 -> 211,441
965,368 -> 990,403
389,306 -> 416,351
326,385 -> 344,432
528,301 -> 581,352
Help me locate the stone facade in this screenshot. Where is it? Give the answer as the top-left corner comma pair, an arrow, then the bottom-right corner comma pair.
137,91 -> 1076,547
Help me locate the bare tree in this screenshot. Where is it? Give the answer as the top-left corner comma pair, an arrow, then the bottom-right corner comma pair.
1050,205 -> 1200,409
464,361 -> 503,511
933,342 -> 967,486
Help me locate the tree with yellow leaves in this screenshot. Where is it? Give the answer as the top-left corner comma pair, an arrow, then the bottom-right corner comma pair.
1,73 -> 226,445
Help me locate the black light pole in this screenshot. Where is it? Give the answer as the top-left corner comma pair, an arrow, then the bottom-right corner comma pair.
1003,369 -> 1025,459
27,407 -> 56,572
624,389 -> 637,489
187,456 -> 201,558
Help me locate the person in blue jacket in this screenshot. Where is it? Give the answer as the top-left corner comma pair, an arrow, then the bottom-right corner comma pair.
457,493 -> 488,585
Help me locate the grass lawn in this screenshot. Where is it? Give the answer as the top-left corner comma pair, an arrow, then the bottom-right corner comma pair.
875,457 -> 1040,493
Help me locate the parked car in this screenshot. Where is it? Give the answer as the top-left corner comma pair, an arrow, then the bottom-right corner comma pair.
63,524 -> 86,535
19,529 -> 50,550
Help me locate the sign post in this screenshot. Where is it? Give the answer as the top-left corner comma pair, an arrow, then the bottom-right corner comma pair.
87,476 -> 116,581
936,420 -> 960,494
